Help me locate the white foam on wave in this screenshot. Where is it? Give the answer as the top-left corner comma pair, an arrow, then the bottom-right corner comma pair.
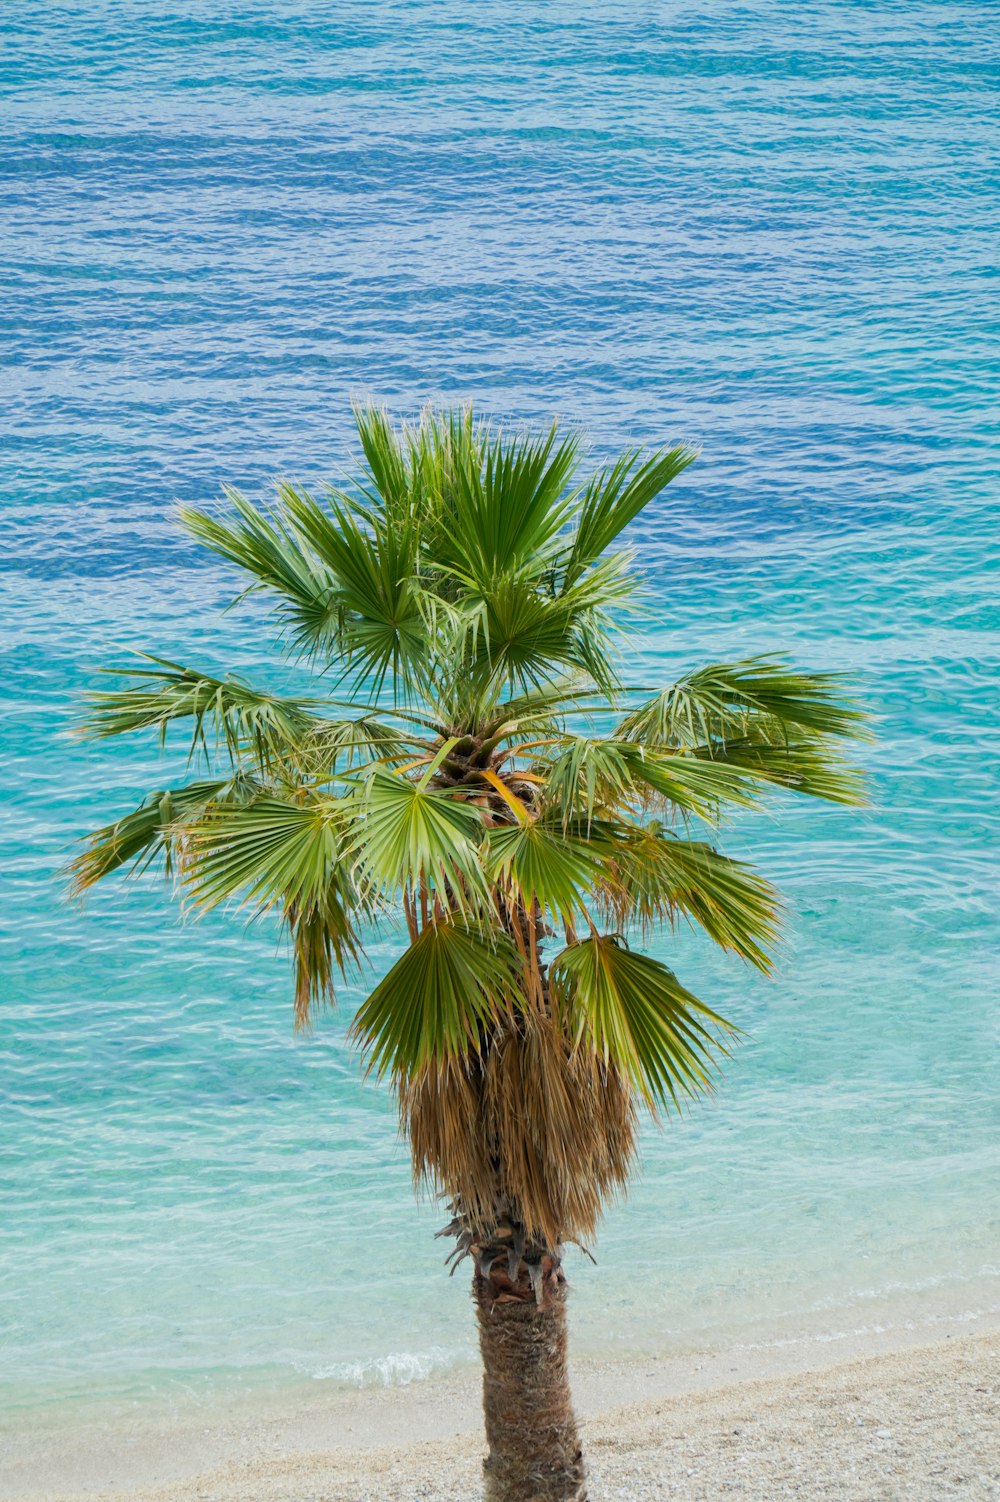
311,1346 -> 462,1387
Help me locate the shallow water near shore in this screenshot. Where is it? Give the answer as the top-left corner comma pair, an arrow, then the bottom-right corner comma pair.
2,1 -> 998,1419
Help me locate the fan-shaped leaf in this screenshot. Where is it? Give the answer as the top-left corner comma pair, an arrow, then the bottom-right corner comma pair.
435,422 -> 581,581
537,738 -> 636,826
348,769 -> 487,909
69,775 -> 259,892
180,490 -> 339,652
182,795 -> 349,915
279,485 -> 428,694
696,737 -> 867,805
619,657 -> 869,748
617,744 -> 763,817
551,936 -> 734,1111
564,443 -> 696,580
603,828 -> 780,969
485,820 -> 601,922
351,921 -> 522,1077
81,655 -> 341,770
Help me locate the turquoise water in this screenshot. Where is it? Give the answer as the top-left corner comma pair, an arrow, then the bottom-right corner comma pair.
2,2 -> 998,1414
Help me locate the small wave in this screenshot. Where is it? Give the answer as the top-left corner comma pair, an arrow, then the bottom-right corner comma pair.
311,1346 -> 461,1387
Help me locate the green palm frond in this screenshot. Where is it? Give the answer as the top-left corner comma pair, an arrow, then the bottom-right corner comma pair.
288,880 -> 367,1030
459,569 -> 622,695
277,485 -> 429,695
477,679 -> 604,746
601,826 -> 781,969
181,794 -> 350,916
69,774 -> 260,892
347,768 -> 487,911
551,935 -> 735,1112
615,743 -> 764,819
536,738 -> 636,827
180,488 -> 338,652
302,714 -> 423,774
179,792 -> 366,1025
617,657 -> 870,806
533,737 -> 769,825
431,421 -> 582,583
350,920 -> 523,1078
696,735 -> 867,805
351,401 -> 412,516
401,407 -> 484,558
485,819 -> 602,926
81,655 -> 328,767
81,655 -> 419,777
619,657 -> 869,748
563,442 -> 697,583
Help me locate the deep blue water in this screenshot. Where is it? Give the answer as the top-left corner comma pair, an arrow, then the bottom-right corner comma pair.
1,2 -> 998,1410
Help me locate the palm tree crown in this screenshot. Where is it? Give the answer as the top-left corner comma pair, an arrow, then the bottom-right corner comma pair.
73,405 -> 867,1261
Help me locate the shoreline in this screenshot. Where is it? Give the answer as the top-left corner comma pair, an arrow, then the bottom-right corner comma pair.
4,1303 -> 998,1501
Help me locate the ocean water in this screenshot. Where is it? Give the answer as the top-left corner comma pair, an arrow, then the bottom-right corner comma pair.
1,1 -> 998,1417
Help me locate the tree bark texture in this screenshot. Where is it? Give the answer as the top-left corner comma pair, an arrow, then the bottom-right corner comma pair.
475,1261 -> 588,1502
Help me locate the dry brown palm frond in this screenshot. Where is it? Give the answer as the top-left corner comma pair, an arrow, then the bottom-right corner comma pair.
490,1013 -> 636,1246
402,1007 -> 637,1250
401,1057 -> 498,1224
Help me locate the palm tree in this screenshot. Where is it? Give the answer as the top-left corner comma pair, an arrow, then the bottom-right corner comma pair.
71,405 -> 867,1502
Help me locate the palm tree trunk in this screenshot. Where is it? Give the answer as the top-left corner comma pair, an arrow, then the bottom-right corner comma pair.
474,1258 -> 588,1502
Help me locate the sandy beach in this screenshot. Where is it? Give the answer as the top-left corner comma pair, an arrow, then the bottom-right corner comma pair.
5,1314 -> 997,1502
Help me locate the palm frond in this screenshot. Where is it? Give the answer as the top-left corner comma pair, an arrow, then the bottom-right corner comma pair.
624,741 -> 837,816
536,737 -> 636,827
302,714 -> 423,774
485,819 -> 602,925
404,1012 -> 638,1248
180,489 -> 338,652
600,826 -> 781,969
81,655 -> 328,768
532,735 -> 767,825
278,484 -> 429,695
477,678 -> 606,749
551,935 -> 735,1112
351,401 -> 412,516
619,657 -> 869,748
68,774 -> 259,893
563,443 -> 696,582
347,769 -> 487,911
181,793 -> 350,916
288,879 -> 366,1031
458,569 -> 622,695
696,735 -> 867,805
433,420 -> 582,583
350,920 -> 522,1078
481,1014 -> 637,1246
